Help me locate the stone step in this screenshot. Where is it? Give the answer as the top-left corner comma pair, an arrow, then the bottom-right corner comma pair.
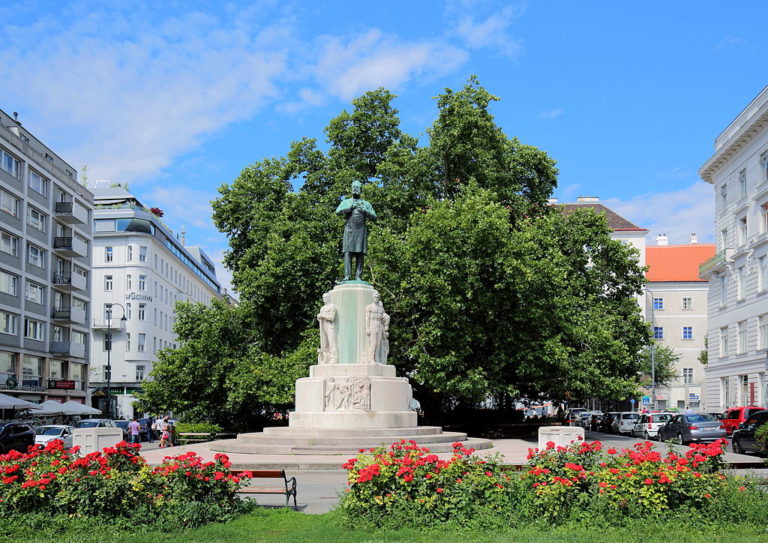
236,431 -> 467,447
261,426 -> 444,437
212,437 -> 494,456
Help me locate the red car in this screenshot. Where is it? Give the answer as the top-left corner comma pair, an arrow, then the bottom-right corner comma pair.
721,407 -> 767,435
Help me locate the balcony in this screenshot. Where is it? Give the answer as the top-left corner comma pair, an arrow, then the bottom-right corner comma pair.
699,248 -> 734,277
50,341 -> 86,359
91,318 -> 126,331
51,306 -> 87,325
53,236 -> 87,258
52,272 -> 88,292
54,201 -> 87,225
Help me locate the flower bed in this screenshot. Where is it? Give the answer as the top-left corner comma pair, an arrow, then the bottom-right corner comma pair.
0,440 -> 251,528
339,437 -> 768,528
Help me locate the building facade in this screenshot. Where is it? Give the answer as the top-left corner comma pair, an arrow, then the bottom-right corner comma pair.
89,186 -> 221,418
646,240 -> 715,411
0,109 -> 94,405
699,86 -> 768,411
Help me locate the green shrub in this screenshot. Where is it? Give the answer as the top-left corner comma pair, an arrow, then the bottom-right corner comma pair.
174,422 -> 223,434
754,423 -> 768,454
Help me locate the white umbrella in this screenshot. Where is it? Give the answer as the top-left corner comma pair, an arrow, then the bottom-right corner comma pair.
33,400 -> 68,416
61,401 -> 101,416
0,393 -> 43,410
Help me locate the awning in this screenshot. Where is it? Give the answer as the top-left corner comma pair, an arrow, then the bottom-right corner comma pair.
60,401 -> 101,416
0,393 -> 43,410
33,400 -> 69,416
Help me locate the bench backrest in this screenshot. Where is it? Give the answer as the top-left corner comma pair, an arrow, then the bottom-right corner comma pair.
248,470 -> 285,479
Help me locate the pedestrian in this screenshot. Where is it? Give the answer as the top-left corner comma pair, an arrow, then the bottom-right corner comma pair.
158,415 -> 171,448
128,417 -> 141,445
146,416 -> 154,443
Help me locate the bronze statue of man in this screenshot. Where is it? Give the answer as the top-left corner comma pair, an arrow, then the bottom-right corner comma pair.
335,181 -> 377,281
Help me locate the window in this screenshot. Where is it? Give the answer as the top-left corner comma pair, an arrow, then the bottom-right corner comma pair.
653,298 -> 664,310
682,368 -> 694,385
719,275 -> 727,305
738,320 -> 747,353
720,185 -> 728,210
70,363 -> 85,390
762,257 -> 768,293
125,302 -> 132,319
762,203 -> 768,234
0,231 -> 19,256
22,356 -> 43,387
126,274 -> 132,290
0,189 -> 19,217
139,275 -> 146,291
27,207 -> 46,232
682,297 -> 692,310
759,257 -> 766,292
25,282 -> 44,304
104,275 -> 113,291
0,148 -> 19,178
27,244 -> 45,268
683,327 -> 693,340
0,270 -> 18,295
125,333 -> 131,352
138,333 -> 145,352
737,266 -> 745,300
72,330 -> 86,345
153,336 -> 157,353
739,169 -> 747,198
105,246 -> 113,263
0,311 -> 18,335
138,303 -> 145,321
719,228 -> 728,250
136,365 -> 145,381
48,359 -> 64,380
760,314 -> 768,350
126,245 -> 133,262
28,170 -> 48,196
153,308 -> 157,326
24,319 -> 45,341
139,246 -> 147,262
720,327 -> 729,357
654,327 -> 664,340
738,217 -> 747,246
52,325 -> 65,342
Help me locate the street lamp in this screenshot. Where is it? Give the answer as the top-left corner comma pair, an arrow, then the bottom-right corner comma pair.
105,303 -> 127,419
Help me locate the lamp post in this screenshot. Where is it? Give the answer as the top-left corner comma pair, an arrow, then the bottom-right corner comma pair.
105,303 -> 127,419
647,290 -> 657,411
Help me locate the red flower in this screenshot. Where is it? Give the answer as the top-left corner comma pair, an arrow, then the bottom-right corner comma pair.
643,478 -> 653,485
436,488 -> 444,493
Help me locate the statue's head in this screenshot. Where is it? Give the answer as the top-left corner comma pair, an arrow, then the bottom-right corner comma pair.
323,292 -> 331,303
351,181 -> 362,196
372,292 -> 380,303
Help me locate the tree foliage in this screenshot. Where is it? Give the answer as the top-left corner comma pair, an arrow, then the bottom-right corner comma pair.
639,343 -> 680,387
141,77 -> 651,425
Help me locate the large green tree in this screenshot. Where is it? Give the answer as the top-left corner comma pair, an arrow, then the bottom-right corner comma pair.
141,77 -> 650,425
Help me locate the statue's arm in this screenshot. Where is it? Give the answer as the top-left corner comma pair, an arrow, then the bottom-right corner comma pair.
335,199 -> 353,216
363,201 -> 377,221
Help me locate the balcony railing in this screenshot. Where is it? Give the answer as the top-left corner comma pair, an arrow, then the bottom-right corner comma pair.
699,248 -> 734,276
53,236 -> 88,258
51,306 -> 87,325
54,201 -> 88,225
50,341 -> 86,359
52,272 -> 87,292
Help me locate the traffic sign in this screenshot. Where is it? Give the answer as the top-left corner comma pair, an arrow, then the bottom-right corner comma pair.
641,396 -> 651,405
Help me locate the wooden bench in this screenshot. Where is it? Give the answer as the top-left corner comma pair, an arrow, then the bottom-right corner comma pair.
177,432 -> 215,444
234,470 -> 298,509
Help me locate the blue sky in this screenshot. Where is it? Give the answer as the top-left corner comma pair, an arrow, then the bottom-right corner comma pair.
1,0 -> 766,292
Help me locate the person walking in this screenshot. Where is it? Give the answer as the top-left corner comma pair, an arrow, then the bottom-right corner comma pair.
128,417 -> 141,445
145,416 -> 155,443
158,416 -> 171,448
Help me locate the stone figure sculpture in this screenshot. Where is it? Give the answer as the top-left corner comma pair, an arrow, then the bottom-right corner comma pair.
351,377 -> 371,411
365,291 -> 389,364
325,377 -> 371,411
335,181 -> 377,281
317,292 -> 338,364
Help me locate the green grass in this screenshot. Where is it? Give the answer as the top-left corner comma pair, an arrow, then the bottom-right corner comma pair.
4,509 -> 768,543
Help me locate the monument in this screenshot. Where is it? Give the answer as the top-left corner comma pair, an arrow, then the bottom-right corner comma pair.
213,182 -> 490,456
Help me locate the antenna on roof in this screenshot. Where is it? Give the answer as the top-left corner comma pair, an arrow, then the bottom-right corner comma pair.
12,112 -> 18,122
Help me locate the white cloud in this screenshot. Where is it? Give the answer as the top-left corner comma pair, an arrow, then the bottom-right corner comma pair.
538,108 -> 564,120
312,29 -> 468,101
453,4 -> 524,58
604,181 -> 715,245
655,167 -> 691,180
138,185 -> 217,231
0,7 -> 291,184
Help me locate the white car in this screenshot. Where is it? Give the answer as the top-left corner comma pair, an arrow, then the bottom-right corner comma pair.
613,412 -> 641,435
34,425 -> 75,448
631,413 -> 673,440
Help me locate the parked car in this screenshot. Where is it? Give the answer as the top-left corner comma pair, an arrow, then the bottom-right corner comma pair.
613,412 -> 641,435
74,418 -> 122,439
566,408 -> 588,425
576,411 -> 603,429
721,407 -> 767,435
34,425 -> 75,448
113,420 -> 131,441
707,412 -> 724,420
600,412 -> 619,433
631,412 -> 673,440
0,421 -> 35,454
657,413 -> 726,445
731,410 -> 768,456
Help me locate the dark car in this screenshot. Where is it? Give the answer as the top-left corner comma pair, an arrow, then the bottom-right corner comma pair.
657,413 -> 726,445
0,421 -> 35,454
113,420 -> 130,441
732,410 -> 768,456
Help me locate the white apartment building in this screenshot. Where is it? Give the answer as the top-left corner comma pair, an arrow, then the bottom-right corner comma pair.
0,109 -> 94,405
699,86 -> 768,411
646,238 -> 714,410
89,186 -> 221,418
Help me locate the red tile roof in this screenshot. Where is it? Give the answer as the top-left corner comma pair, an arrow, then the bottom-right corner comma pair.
646,244 -> 716,282
559,203 -> 647,232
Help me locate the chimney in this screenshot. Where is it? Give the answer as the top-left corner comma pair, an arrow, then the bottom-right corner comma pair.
690,233 -> 698,244
181,227 -> 186,246
657,234 -> 668,246
576,196 -> 599,204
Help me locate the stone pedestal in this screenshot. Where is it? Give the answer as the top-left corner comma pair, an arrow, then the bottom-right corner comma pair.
537,426 -> 584,450
73,428 -> 124,454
